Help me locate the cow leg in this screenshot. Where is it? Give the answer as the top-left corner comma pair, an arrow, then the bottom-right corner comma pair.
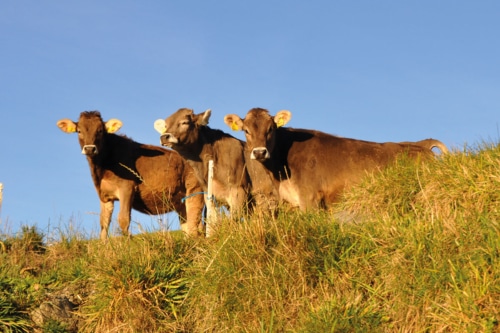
182,172 -> 205,236
298,196 -> 314,212
100,201 -> 114,241
228,187 -> 248,218
182,193 -> 205,237
117,194 -> 133,237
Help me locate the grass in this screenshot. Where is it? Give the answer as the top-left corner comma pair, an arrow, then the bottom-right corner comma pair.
0,141 -> 499,332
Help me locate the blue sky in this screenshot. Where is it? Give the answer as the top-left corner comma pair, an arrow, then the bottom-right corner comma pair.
1,1 -> 499,239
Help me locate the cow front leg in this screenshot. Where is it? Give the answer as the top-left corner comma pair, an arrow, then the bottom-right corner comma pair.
182,170 -> 205,236
182,193 -> 205,237
228,187 -> 247,217
100,201 -> 114,241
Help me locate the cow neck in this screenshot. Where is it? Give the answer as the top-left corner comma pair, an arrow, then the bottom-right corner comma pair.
258,157 -> 287,183
268,128 -> 292,181
199,127 -> 216,158
175,143 -> 204,162
86,154 -> 106,190
176,126 -> 214,162
84,133 -> 118,189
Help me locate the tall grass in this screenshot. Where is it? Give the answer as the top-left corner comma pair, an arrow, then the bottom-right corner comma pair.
181,142 -> 500,332
78,233 -> 195,332
0,142 -> 498,332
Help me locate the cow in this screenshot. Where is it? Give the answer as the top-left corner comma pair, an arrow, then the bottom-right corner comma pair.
153,108 -> 273,216
57,111 -> 205,241
224,108 -> 448,211
399,139 -> 449,154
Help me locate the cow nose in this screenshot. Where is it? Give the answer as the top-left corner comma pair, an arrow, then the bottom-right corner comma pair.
82,145 -> 98,155
251,147 -> 270,161
160,133 -> 171,146
160,133 -> 178,146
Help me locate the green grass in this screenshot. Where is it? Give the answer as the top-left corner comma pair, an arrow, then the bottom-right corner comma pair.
1,142 -> 499,332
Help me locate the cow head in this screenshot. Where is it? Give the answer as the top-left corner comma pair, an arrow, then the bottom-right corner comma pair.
224,108 -> 291,162
154,108 -> 211,148
57,111 -> 122,156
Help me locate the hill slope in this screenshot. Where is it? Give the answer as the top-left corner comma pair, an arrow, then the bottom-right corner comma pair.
1,142 -> 499,332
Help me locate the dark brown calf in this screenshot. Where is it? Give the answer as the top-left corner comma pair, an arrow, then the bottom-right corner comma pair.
224,108 -> 448,210
57,111 -> 205,240
154,108 -> 253,215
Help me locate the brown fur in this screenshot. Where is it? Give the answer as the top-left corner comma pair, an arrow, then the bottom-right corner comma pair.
157,108 -> 252,214
225,108 -> 448,211
399,139 -> 449,154
57,111 -> 205,240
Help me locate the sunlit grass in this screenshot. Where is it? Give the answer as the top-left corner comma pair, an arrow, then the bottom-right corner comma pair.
0,141 -> 498,332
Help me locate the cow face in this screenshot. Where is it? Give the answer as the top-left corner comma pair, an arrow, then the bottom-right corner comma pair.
154,108 -> 211,148
224,108 -> 291,162
57,111 -> 122,156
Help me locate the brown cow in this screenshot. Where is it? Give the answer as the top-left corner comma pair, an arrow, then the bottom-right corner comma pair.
57,111 -> 205,240
224,108 -> 448,211
400,139 -> 449,154
153,108 -> 254,215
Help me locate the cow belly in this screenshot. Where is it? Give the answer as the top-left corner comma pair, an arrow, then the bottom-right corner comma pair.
279,180 -> 301,207
134,188 -> 181,214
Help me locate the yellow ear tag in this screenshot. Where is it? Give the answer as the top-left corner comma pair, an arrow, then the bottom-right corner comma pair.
231,123 -> 239,131
276,117 -> 285,128
68,125 -> 76,133
106,124 -> 119,133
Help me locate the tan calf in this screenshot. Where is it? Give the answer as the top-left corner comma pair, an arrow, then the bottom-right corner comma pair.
154,108 -> 252,215
225,108 -> 448,210
57,111 -> 205,240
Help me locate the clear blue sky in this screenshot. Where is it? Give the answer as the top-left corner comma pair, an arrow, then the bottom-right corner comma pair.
1,1 -> 499,239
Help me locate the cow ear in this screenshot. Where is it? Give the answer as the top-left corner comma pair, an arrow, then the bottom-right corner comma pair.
223,114 -> 244,131
57,119 -> 77,133
154,119 -> 166,134
197,109 -> 212,126
105,119 -> 123,133
274,110 -> 291,127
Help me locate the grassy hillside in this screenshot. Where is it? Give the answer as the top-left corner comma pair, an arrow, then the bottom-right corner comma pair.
1,142 -> 499,332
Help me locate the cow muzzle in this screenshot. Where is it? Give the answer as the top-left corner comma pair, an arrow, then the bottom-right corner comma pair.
82,145 -> 98,155
251,147 -> 270,161
160,133 -> 178,147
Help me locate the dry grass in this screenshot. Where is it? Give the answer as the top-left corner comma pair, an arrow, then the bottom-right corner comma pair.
1,142 -> 499,332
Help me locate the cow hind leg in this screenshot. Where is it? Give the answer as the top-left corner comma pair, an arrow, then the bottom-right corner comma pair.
117,196 -> 133,237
